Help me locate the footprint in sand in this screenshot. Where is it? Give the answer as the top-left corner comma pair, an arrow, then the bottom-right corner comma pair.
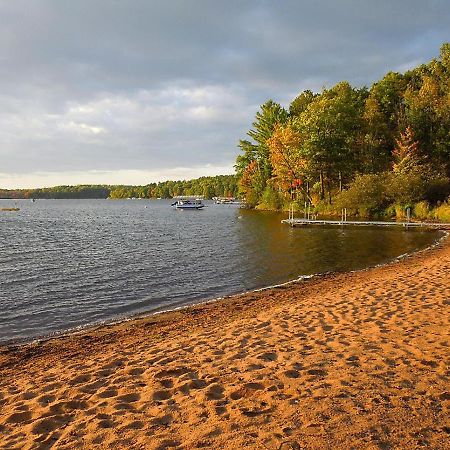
159,379 -> 174,389
179,378 -> 209,395
154,367 -> 190,379
283,370 -> 300,379
240,404 -> 272,417
307,368 -> 328,377
97,418 -> 115,429
244,382 -> 264,390
116,392 -> 140,403
125,367 -> 145,376
230,389 -> 245,400
114,402 -> 136,411
246,363 -> 265,371
97,387 -> 118,399
47,399 -> 88,414
21,391 -> 37,400
6,410 -> 32,424
70,374 -> 92,385
152,413 -> 173,426
31,414 -> 72,435
153,390 -> 172,401
119,420 -> 144,431
80,379 -> 108,394
36,394 -> 56,406
153,439 -> 181,450
206,384 -> 224,400
102,359 -> 125,370
420,359 -> 439,368
257,352 -> 278,362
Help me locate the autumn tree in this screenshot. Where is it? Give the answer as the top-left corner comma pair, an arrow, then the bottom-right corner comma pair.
267,122 -> 311,202
392,126 -> 421,173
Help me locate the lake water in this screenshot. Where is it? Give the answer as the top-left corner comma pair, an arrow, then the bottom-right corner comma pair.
0,199 -> 441,344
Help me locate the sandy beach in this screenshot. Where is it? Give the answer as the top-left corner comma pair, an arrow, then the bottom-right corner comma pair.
0,237 -> 449,450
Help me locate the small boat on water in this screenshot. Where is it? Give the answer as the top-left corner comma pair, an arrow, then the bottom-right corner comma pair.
171,199 -> 205,210
213,197 -> 241,205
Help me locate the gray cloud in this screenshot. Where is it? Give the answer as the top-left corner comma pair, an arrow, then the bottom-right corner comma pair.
0,0 -> 448,187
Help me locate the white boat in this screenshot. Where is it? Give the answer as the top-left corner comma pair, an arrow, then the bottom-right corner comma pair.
171,199 -> 205,210
213,197 -> 240,205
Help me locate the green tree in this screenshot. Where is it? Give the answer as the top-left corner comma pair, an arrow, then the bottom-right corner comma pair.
298,82 -> 364,201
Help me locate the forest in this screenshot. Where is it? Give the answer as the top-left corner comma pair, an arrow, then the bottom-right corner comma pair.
108,175 -> 238,199
235,43 -> 450,221
0,175 -> 238,200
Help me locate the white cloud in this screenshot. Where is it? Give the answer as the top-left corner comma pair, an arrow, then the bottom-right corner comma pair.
60,121 -> 106,135
0,82 -> 252,177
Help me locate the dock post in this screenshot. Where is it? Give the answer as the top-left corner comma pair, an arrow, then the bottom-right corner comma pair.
344,208 -> 347,222
341,209 -> 344,224
304,202 -> 307,219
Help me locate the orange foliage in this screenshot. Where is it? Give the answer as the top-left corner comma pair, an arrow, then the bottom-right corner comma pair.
393,126 -> 420,172
240,160 -> 258,188
267,124 -> 307,192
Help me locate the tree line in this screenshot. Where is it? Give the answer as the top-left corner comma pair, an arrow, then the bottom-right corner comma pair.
0,175 -> 238,200
235,43 -> 450,220
108,175 -> 238,199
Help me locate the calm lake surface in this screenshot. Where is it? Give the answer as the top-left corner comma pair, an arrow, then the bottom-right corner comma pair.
0,199 -> 441,344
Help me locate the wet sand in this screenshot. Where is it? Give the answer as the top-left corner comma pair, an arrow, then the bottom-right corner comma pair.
0,237 -> 449,450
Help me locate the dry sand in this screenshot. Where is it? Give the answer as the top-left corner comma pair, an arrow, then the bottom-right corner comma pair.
0,237 -> 449,450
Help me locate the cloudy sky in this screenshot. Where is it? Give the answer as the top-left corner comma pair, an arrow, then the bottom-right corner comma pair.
0,0 -> 448,188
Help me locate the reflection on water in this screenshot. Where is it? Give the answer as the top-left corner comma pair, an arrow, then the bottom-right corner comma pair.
0,199 -> 441,343
235,209 -> 432,287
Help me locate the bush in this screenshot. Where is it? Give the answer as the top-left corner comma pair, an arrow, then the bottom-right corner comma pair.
257,186 -> 283,210
382,204 -> 411,219
243,189 -> 260,208
413,201 -> 430,220
432,202 -> 450,222
424,178 -> 450,204
334,173 -> 390,216
384,204 -> 397,218
387,166 -> 450,206
387,170 -> 427,205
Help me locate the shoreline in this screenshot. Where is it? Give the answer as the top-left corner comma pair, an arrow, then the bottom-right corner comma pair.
1,229 -> 447,350
1,234 -> 449,449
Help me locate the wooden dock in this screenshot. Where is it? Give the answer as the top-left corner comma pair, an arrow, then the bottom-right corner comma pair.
281,218 -> 450,230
